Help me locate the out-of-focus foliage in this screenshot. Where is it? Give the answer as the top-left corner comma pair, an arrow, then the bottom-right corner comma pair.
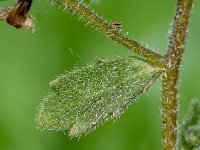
0,0 -> 200,150
181,100 -> 200,150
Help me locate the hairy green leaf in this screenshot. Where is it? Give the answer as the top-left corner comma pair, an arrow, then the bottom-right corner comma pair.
35,57 -> 161,138
180,100 -> 200,150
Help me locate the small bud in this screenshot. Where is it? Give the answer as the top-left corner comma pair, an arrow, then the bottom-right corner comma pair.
0,0 -> 34,32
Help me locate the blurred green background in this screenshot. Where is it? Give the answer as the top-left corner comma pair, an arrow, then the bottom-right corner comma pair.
0,0 -> 199,150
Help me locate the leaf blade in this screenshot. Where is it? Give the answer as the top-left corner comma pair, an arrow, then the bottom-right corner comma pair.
36,57 -> 161,137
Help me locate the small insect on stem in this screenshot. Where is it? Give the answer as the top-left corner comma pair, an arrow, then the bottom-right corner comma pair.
111,22 -> 122,29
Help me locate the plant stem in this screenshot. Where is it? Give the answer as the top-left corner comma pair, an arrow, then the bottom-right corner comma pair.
162,0 -> 193,149
51,0 -> 194,149
53,0 -> 166,68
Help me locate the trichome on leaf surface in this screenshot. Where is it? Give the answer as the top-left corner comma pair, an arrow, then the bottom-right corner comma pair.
0,0 -> 34,32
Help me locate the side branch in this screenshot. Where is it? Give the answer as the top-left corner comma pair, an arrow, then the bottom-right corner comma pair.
53,0 -> 165,68
162,0 -> 193,149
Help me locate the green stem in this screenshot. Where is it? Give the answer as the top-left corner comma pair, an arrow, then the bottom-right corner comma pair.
53,0 -> 165,68
162,0 -> 193,149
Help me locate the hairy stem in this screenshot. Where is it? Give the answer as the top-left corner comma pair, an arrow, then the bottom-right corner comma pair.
53,0 -> 165,67
50,0 -> 194,149
162,0 -> 193,149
